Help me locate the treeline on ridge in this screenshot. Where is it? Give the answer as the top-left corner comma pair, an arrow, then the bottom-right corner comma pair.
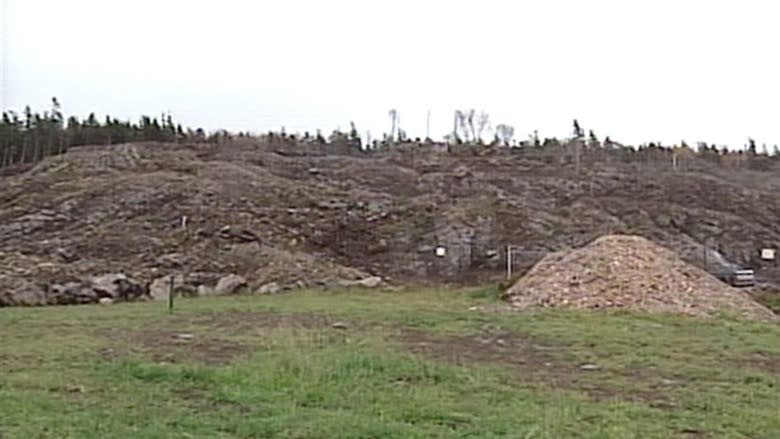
2,99 -> 779,171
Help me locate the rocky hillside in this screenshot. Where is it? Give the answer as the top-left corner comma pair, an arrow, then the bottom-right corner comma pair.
3,140 -> 780,306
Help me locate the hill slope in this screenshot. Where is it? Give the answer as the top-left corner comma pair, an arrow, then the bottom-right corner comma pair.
3,140 -> 780,305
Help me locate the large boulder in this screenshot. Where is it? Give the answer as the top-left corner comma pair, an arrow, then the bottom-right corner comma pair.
150,275 -> 180,301
89,274 -> 146,301
337,276 -> 384,288
47,282 -> 97,305
149,274 -> 202,301
258,282 -> 282,295
355,276 -> 383,288
197,285 -> 213,296
214,274 -> 248,295
155,253 -> 186,269
0,278 -> 48,306
3,275 -> 148,307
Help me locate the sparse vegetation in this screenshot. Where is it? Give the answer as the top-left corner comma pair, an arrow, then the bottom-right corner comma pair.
754,287 -> 780,314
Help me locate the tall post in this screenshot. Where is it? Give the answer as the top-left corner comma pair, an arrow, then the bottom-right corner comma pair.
426,110 -> 431,140
506,245 -> 512,280
168,275 -> 175,313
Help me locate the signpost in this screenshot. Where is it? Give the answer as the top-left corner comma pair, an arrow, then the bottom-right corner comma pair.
168,275 -> 175,314
168,215 -> 189,314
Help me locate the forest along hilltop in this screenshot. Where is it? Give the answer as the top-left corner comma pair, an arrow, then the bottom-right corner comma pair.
2,136 -> 780,309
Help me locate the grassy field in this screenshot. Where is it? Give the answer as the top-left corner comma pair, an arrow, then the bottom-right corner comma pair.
1,286 -> 778,438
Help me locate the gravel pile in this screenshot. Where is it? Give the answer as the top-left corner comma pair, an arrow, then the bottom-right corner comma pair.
503,235 -> 776,320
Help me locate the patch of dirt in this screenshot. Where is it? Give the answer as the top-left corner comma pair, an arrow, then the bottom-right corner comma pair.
403,328 -> 569,380
401,326 -> 682,405
99,311 -> 352,365
179,311 -> 335,331
503,235 -> 776,321
130,330 -> 249,366
733,352 -> 780,375
170,387 -> 254,414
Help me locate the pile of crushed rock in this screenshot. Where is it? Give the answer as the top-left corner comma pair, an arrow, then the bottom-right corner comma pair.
502,235 -> 776,320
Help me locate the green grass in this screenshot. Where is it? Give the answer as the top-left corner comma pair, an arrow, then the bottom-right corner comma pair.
1,286 -> 778,438
755,289 -> 780,314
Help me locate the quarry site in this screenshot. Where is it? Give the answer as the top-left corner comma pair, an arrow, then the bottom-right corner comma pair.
4,2 -> 780,436
0,138 -> 778,319
2,137 -> 779,438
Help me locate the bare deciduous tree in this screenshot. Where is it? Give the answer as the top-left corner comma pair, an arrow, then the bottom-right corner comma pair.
453,110 -> 470,143
452,111 -> 461,143
495,124 -> 515,146
466,109 -> 476,141
476,112 -> 490,143
573,119 -> 583,138
388,109 -> 399,143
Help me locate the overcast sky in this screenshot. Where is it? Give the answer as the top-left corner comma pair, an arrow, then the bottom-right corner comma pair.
2,0 -> 779,147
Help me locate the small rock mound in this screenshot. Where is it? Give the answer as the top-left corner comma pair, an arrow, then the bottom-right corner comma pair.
502,235 -> 776,320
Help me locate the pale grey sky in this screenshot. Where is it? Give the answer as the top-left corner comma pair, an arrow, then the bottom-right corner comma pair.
2,0 -> 779,147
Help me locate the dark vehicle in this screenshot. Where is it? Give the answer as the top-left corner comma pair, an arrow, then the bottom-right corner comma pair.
715,269 -> 756,288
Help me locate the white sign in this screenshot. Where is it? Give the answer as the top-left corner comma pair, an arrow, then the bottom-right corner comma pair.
435,247 -> 447,257
761,248 -> 776,260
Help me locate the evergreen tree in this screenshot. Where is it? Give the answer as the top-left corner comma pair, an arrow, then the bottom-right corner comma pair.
748,138 -> 757,155
0,100 -> 193,168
